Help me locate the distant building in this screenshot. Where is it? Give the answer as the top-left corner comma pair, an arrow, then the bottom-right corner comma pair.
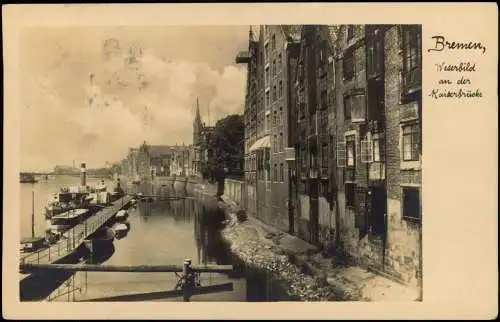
122,142 -> 195,180
53,165 -> 79,175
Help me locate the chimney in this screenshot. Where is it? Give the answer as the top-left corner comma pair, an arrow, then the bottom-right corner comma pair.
80,163 -> 87,187
116,177 -> 121,191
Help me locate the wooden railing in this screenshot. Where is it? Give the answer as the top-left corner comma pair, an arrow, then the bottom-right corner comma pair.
22,259 -> 233,302
20,196 -> 133,266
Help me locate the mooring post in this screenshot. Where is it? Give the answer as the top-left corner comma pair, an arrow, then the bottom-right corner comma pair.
182,258 -> 194,302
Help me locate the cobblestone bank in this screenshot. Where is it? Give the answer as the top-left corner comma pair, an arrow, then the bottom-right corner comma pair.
219,210 -> 362,301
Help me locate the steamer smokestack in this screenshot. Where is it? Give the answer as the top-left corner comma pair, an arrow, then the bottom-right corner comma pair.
80,163 -> 87,187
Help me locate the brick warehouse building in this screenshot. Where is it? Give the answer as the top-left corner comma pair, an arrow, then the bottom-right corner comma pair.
293,25 -> 339,246
237,24 -> 422,294
291,24 -> 422,292
236,26 -> 301,231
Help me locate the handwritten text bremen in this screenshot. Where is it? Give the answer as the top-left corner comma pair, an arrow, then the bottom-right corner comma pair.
428,36 -> 486,54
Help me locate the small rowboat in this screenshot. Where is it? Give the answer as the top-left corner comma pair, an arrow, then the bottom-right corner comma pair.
113,222 -> 130,239
115,210 -> 129,221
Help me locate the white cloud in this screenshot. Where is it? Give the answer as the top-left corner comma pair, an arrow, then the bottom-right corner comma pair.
20,31 -> 248,170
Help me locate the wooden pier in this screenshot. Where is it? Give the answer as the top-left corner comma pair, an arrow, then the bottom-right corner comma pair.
20,195 -> 134,269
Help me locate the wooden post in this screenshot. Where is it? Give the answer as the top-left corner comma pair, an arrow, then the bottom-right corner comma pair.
73,274 -> 76,301
31,190 -> 35,238
183,259 -> 193,302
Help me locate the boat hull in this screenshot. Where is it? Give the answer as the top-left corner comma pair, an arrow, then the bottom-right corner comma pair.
83,228 -> 115,254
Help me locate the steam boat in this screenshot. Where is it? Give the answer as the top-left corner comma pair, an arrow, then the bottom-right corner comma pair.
49,208 -> 92,233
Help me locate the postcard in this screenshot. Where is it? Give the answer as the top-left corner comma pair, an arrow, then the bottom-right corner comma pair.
2,3 -> 498,320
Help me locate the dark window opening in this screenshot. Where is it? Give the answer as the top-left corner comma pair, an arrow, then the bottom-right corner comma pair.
320,90 -> 328,110
369,187 -> 387,236
343,95 -> 351,121
319,180 -> 329,197
402,187 -> 421,222
367,79 -> 386,129
345,183 -> 355,207
366,27 -> 385,78
347,26 -> 355,41
343,50 -> 355,80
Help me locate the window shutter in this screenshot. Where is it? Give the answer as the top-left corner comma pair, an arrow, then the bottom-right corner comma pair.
336,141 -> 346,167
354,187 -> 367,229
361,138 -> 373,163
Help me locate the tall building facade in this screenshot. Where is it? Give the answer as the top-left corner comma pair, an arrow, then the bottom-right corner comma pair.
294,25 -> 338,246
238,24 -> 422,293
236,26 -> 301,231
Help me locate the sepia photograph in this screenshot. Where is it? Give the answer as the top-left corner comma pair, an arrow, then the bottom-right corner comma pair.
16,24 -> 422,303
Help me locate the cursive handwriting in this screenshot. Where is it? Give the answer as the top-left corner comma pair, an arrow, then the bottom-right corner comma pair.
428,36 -> 486,54
436,62 -> 476,72
429,88 -> 482,99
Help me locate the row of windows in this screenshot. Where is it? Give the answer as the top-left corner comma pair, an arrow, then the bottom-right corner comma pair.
265,80 -> 284,105
255,107 -> 285,137
342,26 -> 422,95
264,32 -> 279,61
272,133 -> 285,153
292,119 -> 419,171
345,183 -> 421,223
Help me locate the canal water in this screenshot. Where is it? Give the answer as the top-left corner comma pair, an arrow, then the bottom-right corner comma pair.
20,175 -> 292,302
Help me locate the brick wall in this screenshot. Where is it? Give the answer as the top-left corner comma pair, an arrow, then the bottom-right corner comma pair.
383,26 -> 422,288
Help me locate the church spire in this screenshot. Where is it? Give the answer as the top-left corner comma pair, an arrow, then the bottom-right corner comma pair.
195,97 -> 201,123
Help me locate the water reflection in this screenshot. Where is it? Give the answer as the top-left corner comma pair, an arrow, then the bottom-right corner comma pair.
20,243 -> 116,302
32,181 -> 293,302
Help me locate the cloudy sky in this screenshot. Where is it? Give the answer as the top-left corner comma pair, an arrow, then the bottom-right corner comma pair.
19,26 -> 250,172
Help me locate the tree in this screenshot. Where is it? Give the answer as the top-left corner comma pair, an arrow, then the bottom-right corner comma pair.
211,114 -> 244,172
